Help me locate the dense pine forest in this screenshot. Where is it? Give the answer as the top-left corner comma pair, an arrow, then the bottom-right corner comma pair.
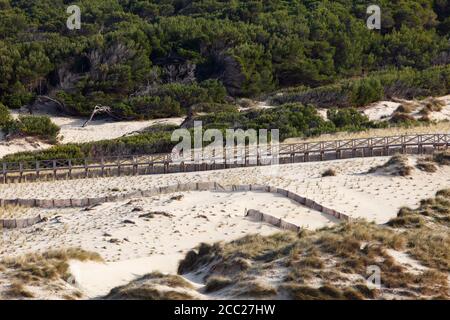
0,0 -> 449,119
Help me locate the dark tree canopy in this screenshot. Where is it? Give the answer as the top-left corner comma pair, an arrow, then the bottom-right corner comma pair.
0,0 -> 448,118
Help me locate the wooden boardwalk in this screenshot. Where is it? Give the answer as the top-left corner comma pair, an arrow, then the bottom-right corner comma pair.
1,133 -> 449,184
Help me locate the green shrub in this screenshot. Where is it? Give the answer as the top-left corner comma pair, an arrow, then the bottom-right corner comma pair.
16,116 -> 60,143
0,102 -> 12,128
270,65 -> 450,108
194,104 -> 383,141
1,125 -> 178,162
327,108 -> 372,130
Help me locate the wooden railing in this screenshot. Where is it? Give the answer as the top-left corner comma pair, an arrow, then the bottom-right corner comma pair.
1,133 -> 449,184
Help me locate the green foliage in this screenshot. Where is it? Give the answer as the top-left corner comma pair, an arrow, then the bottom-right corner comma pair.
4,115 -> 61,143
327,108 -> 374,131
195,104 -> 383,141
0,0 -> 447,117
0,102 -> 12,128
271,65 -> 450,108
1,125 -> 177,162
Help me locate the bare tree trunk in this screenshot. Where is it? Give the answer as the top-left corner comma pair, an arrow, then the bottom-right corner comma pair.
36,95 -> 67,113
82,105 -> 113,127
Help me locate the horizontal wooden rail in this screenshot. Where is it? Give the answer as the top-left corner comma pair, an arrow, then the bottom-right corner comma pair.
1,133 -> 449,184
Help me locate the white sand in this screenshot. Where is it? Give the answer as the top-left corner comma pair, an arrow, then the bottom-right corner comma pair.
363,101 -> 400,121
363,95 -> 450,121
2,190 -> 336,297
0,135 -> 52,159
1,111 -> 184,159
1,156 -> 449,224
10,110 -> 184,144
1,156 -> 449,298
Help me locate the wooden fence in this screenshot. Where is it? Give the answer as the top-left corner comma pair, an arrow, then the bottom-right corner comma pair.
0,182 -> 349,229
1,133 -> 449,184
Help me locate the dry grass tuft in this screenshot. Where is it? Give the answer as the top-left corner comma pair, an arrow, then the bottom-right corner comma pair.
204,276 -> 233,292
175,211 -> 450,300
369,154 -> 414,176
1,248 -> 103,285
432,151 -> 450,166
390,112 -> 416,124
280,282 -> 377,300
395,102 -> 417,114
322,168 -> 337,177
416,160 -> 438,173
421,97 -> 445,112
6,281 -> 35,298
104,272 -> 197,300
233,280 -> 277,298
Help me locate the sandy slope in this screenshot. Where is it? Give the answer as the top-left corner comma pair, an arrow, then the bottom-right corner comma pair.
2,190 -> 335,297
11,110 -> 185,144
1,155 -> 449,297
1,156 -> 449,223
363,95 -> 450,121
0,135 -> 52,159
0,111 -> 184,158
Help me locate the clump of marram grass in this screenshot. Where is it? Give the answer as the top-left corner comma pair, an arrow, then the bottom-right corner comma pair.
416,160 -> 438,173
388,189 -> 450,229
204,276 -> 233,292
104,272 -> 197,300
232,280 -> 277,298
432,151 -> 450,166
390,112 -> 416,124
421,97 -> 445,112
395,102 -> 417,114
322,168 -> 336,177
2,248 -> 103,284
368,154 -> 413,176
6,281 -> 35,298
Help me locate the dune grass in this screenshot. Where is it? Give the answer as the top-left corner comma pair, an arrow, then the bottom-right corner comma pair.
204,276 -> 233,293
104,272 -> 197,300
321,168 -> 337,177
177,192 -> 450,300
368,154 -> 414,176
1,248 -> 103,299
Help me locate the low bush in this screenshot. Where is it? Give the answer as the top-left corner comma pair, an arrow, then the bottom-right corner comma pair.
1,125 -> 177,162
270,65 -> 450,108
2,115 -> 60,143
322,169 -> 337,177
194,104 -> 384,141
0,102 -> 12,129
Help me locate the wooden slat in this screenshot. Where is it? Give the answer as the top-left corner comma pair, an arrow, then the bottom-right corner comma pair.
0,133 -> 448,183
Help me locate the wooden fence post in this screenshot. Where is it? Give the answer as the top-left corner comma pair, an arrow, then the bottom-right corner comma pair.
36,161 -> 40,180
101,158 -> 105,177
19,162 -> 23,183
84,159 -> 88,178
133,156 -> 138,175
53,160 -> 57,180
2,163 -> 6,184
68,159 -> 72,179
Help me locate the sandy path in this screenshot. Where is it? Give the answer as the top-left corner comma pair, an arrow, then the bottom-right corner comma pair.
1,156 -> 449,224
10,110 -> 185,144
2,156 -> 449,298
2,190 -> 336,297
0,111 -> 184,158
